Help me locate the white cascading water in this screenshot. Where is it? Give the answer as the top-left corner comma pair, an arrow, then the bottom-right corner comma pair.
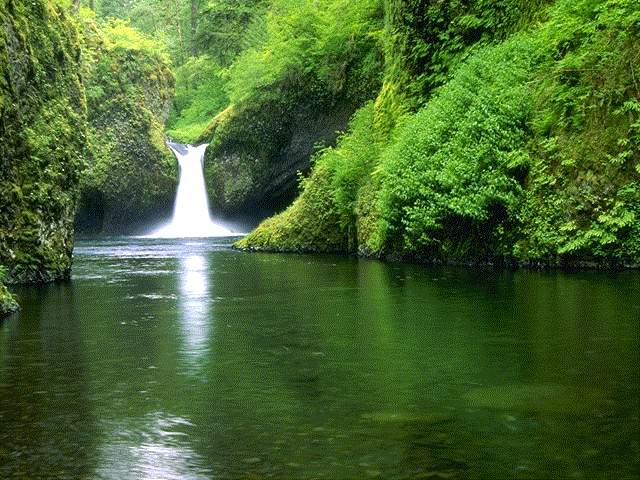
148,143 -> 236,238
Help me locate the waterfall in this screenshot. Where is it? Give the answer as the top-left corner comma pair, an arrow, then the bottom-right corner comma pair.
148,143 -> 236,238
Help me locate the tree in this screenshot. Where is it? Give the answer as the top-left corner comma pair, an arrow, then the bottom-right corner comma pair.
195,0 -> 266,66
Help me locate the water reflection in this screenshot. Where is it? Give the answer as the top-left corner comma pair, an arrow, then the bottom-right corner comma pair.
95,413 -> 209,480
178,254 -> 211,372
0,283 -> 97,479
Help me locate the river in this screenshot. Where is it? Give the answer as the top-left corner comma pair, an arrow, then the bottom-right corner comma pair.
0,238 -> 638,479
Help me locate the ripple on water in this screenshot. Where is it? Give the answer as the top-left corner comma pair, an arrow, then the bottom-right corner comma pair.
96,413 -> 207,480
124,294 -> 178,301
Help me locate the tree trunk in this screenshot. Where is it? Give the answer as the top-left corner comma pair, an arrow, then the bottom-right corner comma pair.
191,0 -> 200,55
173,0 -> 187,64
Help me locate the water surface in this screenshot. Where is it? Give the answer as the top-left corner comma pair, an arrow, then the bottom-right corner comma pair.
1,238 -> 638,479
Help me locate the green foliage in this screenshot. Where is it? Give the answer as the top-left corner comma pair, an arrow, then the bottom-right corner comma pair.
195,0 -> 267,66
76,12 -> 176,233
237,102 -> 382,251
89,0 -> 193,64
203,0 -> 385,214
240,0 -> 640,266
378,37 -> 537,259
166,55 -> 228,142
227,0 -> 384,106
379,0 -> 551,115
99,17 -> 170,60
318,103 -> 383,248
236,161 -> 347,252
0,281 -> 18,317
517,0 -> 640,264
0,265 -> 18,316
87,0 -> 266,67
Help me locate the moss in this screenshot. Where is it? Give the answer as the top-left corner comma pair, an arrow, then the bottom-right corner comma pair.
236,162 -> 347,252
0,0 -> 87,284
236,103 -> 382,253
203,84 -> 358,215
355,175 -> 385,256
240,0 -> 640,267
0,282 -> 18,317
515,0 -> 640,265
75,13 -> 176,234
199,0 -> 385,216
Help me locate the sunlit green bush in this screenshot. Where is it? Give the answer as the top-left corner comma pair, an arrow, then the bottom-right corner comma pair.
166,55 -> 228,143
240,0 -> 640,266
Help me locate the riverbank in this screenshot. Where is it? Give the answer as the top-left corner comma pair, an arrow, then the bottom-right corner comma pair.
0,283 -> 18,318
234,244 -> 640,271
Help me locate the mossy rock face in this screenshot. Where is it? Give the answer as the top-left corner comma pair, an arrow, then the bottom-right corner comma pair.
202,82 -> 357,217
75,17 -> 176,234
235,161 -> 348,253
0,0 -> 87,284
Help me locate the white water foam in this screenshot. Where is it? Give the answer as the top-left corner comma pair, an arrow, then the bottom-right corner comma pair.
147,143 -> 237,238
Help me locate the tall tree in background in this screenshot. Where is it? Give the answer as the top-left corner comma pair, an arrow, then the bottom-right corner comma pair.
195,0 -> 266,66
98,0 -> 132,18
75,0 -> 266,67
191,0 -> 202,55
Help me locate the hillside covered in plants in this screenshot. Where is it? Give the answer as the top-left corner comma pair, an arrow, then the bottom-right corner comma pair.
0,0 -> 87,314
236,0 -> 640,267
0,0 -> 174,312
82,0 -> 639,266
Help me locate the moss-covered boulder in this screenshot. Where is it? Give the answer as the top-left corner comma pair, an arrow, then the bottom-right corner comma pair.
201,90 -> 357,216
0,0 -> 87,284
75,15 -> 176,234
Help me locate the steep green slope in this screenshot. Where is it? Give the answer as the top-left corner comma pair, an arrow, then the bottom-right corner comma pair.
0,0 -> 87,295
238,0 -> 640,267
75,14 -> 176,234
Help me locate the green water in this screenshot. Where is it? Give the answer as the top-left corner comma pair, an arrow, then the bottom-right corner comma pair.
0,238 -> 638,479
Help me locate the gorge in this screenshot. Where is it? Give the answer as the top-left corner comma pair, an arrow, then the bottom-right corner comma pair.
0,0 -> 639,478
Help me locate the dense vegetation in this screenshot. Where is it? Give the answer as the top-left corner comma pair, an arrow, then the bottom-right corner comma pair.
0,0 -> 176,313
200,0 -> 384,215
0,0 -> 87,314
1,0 -> 638,317
238,0 -> 640,268
82,0 -> 385,215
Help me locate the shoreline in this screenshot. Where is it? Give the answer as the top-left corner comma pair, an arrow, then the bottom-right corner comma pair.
234,244 -> 640,272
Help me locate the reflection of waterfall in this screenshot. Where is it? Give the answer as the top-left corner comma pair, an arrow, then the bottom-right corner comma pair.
178,254 -> 210,369
148,143 -> 235,238
96,412 -> 209,480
